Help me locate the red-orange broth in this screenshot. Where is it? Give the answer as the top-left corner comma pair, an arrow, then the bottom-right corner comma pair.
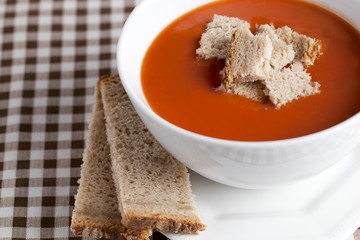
141,0 -> 360,141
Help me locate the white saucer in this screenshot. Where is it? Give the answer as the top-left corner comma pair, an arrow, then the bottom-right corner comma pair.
163,145 -> 360,240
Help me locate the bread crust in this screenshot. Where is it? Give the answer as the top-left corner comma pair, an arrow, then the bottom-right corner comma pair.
122,215 -> 206,233
71,221 -> 145,240
71,215 -> 152,240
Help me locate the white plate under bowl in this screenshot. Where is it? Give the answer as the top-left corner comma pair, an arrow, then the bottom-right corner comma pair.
163,145 -> 360,240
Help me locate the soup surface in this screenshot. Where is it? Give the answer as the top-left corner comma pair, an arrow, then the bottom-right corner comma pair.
141,0 -> 360,141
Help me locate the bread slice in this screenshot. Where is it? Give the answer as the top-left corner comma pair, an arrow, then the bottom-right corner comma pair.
224,26 -> 273,87
256,24 -> 295,70
100,75 -> 206,234
275,26 -> 321,65
263,62 -> 320,107
196,14 -> 250,59
70,78 -> 152,240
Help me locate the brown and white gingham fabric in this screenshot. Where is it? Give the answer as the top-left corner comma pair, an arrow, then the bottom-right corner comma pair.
0,0 -> 167,239
0,0 -> 358,239
0,0 -> 126,238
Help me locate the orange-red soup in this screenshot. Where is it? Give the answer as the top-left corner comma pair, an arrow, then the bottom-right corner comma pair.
141,0 -> 360,141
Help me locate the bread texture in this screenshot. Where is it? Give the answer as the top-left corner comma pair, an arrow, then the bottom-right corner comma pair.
218,68 -> 267,102
100,75 -> 206,234
219,81 -> 267,102
196,14 -> 250,59
224,26 -> 273,87
70,78 -> 152,240
256,24 -> 295,70
275,26 -> 322,65
264,62 -> 320,107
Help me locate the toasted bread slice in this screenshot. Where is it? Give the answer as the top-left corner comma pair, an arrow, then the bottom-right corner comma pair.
100,75 -> 206,234
71,78 -> 152,240
196,14 -> 250,59
224,26 -> 273,87
263,62 -> 320,107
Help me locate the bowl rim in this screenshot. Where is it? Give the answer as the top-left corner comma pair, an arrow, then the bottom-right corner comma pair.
117,0 -> 360,148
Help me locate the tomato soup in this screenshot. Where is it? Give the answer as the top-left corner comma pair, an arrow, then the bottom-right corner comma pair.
141,0 -> 360,141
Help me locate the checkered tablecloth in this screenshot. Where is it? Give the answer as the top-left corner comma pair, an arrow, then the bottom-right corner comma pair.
0,0 -> 358,239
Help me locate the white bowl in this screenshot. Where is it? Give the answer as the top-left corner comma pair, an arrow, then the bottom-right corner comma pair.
117,0 -> 360,189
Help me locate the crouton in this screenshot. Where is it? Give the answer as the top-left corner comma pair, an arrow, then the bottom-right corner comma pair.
196,15 -> 250,59
275,26 -> 322,65
256,24 -> 295,70
263,62 -> 320,107
218,68 -> 267,102
198,15 -> 322,107
219,81 -> 267,102
224,26 -> 273,87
